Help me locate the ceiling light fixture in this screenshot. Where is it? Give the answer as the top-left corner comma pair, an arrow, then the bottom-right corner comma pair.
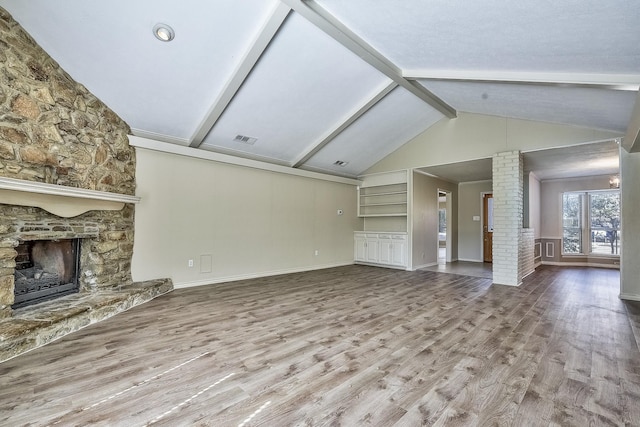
153,23 -> 175,42
334,160 -> 348,167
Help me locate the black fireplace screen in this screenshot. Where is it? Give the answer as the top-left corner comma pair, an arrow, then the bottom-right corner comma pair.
12,239 -> 80,309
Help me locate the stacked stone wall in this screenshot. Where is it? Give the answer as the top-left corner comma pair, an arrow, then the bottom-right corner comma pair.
0,7 -> 136,315
0,8 -> 134,193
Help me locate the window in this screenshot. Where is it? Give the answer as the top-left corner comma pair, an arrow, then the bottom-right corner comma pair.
590,192 -> 621,255
562,190 -> 620,255
438,208 -> 446,234
562,193 -> 582,254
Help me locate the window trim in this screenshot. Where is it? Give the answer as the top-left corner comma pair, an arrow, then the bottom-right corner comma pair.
561,189 -> 620,257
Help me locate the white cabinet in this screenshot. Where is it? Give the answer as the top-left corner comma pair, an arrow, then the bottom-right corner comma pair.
354,234 -> 367,261
354,232 -> 407,269
391,234 -> 407,266
366,237 -> 379,263
378,235 -> 393,264
354,233 -> 381,263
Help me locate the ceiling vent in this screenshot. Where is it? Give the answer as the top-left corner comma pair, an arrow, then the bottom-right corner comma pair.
333,160 -> 349,167
234,135 -> 257,145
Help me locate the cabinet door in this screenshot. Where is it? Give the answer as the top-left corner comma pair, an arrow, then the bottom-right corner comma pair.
390,235 -> 407,266
391,241 -> 406,266
366,238 -> 379,263
378,238 -> 393,265
354,236 -> 367,261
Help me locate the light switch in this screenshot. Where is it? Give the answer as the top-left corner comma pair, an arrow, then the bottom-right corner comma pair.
473,215 -> 480,221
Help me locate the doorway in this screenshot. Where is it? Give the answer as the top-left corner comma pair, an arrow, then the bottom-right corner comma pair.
438,190 -> 450,264
483,193 -> 493,263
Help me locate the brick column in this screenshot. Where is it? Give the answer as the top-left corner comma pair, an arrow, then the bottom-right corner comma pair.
492,151 -> 523,286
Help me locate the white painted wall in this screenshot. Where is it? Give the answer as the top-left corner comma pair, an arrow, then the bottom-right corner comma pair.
132,147 -> 360,287
365,113 -> 621,174
412,172 -> 457,268
620,149 -> 640,300
539,175 -> 611,239
458,180 -> 492,262
527,173 -> 541,239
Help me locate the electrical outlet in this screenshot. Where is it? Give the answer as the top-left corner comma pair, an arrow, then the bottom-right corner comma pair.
188,259 -> 194,268
314,250 -> 319,256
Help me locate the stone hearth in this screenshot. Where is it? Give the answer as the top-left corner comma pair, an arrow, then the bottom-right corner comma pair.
0,279 -> 171,362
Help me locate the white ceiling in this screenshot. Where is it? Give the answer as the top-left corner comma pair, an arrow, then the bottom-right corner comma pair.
1,0 -> 638,179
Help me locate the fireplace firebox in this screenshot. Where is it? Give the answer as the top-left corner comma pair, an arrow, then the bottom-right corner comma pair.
12,239 -> 81,309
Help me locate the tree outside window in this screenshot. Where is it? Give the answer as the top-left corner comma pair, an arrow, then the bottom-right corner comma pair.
562,193 -> 582,254
590,192 -> 620,255
562,191 -> 620,255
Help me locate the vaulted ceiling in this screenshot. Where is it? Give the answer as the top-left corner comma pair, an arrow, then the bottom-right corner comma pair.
2,0 -> 638,179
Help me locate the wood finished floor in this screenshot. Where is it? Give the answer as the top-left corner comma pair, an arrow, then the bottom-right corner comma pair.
420,261 -> 493,279
1,265 -> 639,426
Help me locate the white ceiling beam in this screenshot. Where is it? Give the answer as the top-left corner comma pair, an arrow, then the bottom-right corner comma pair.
623,91 -> 640,153
280,0 -> 456,119
291,81 -> 398,168
189,2 -> 291,148
404,70 -> 640,91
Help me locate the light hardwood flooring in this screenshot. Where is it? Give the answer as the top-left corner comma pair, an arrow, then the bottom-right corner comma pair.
420,261 -> 493,279
1,265 -> 639,426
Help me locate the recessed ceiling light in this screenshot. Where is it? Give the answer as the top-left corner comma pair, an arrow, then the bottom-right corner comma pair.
153,23 -> 175,42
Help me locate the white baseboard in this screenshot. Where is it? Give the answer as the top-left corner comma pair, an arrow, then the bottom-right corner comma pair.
411,262 -> 438,270
354,261 -> 408,271
174,262 -> 353,289
620,293 -> 640,302
458,258 -> 483,263
541,261 -> 620,269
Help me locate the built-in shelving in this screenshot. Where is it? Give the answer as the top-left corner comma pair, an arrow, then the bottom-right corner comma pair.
355,170 -> 410,269
358,182 -> 408,217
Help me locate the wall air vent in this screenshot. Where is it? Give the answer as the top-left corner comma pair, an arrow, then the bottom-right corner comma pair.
333,160 -> 349,167
234,135 -> 257,145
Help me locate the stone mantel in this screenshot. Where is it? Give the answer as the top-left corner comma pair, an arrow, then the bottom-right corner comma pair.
0,177 -> 140,218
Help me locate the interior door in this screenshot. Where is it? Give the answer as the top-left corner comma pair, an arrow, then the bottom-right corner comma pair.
483,193 -> 493,263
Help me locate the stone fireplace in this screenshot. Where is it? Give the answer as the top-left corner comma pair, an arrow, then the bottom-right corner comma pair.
0,8 -> 172,362
0,178 -> 172,363
0,170 -> 144,315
